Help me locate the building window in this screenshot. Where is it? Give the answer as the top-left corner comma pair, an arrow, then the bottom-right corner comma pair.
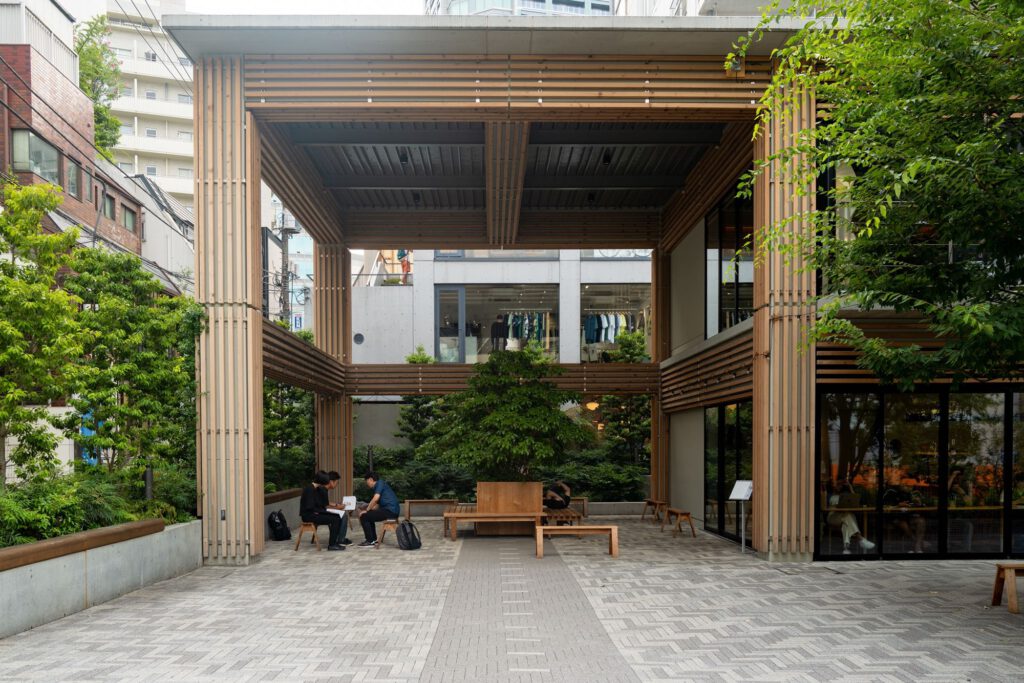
177,130 -> 193,141
118,162 -> 134,173
145,90 -> 157,100
178,56 -> 192,67
580,283 -> 651,362
177,167 -> 193,178
120,123 -> 133,136
704,402 -> 754,547
144,51 -> 158,62
177,93 -> 193,105
122,207 -> 137,232
103,195 -> 115,220
706,182 -> 755,338
145,165 -> 158,176
121,85 -> 133,97
66,160 -> 81,199
113,47 -> 132,59
11,130 -> 60,184
435,284 -> 559,363
145,128 -> 157,138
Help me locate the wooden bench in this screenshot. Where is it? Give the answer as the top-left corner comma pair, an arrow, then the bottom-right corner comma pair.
543,507 -> 583,526
570,497 -> 589,518
376,519 -> 400,548
661,508 -> 697,538
641,499 -> 667,523
294,522 -> 320,551
535,525 -> 618,559
404,498 -> 459,521
992,562 -> 1024,614
442,503 -> 476,538
443,511 -> 544,541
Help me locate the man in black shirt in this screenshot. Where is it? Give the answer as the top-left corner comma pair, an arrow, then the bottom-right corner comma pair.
300,471 -> 346,551
324,471 -> 352,545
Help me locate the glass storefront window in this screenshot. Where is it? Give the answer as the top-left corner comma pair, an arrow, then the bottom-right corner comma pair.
704,401 -> 753,546
1013,396 -> 1024,554
706,183 -> 754,338
704,408 -> 719,531
948,393 -> 1004,553
434,249 -> 558,260
580,249 -> 652,260
11,130 -> 60,184
819,393 -> 880,556
882,393 -> 940,555
435,284 -> 558,363
580,283 -> 651,362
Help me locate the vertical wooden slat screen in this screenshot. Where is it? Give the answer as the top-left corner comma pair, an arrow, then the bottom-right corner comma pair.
314,243 -> 351,499
195,57 -> 264,564
650,249 -> 672,502
485,121 -> 529,246
752,83 -> 817,559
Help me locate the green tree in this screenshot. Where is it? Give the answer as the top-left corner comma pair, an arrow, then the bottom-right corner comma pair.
419,343 -> 594,481
74,16 -> 121,160
395,345 -> 438,448
263,328 -> 315,490
59,248 -> 203,482
600,330 -> 652,466
733,0 -> 1024,387
0,183 -> 81,486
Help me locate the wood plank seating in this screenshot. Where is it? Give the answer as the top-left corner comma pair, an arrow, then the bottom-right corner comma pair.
404,498 -> 459,521
442,503 -> 476,538
444,511 -> 544,541
641,498 -> 667,523
543,507 -> 583,526
535,525 -> 618,559
376,519 -> 399,548
294,522 -> 320,551
661,508 -> 697,538
992,562 -> 1024,614
569,497 -> 589,518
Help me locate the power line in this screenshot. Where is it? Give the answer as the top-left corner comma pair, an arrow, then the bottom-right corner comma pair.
110,0 -> 193,97
132,0 -> 194,92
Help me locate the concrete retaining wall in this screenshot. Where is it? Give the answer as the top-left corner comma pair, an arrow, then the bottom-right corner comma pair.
264,489 -> 302,542
0,520 -> 201,640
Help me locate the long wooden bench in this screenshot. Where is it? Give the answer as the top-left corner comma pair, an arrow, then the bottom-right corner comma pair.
535,525 -> 618,559
442,503 -> 476,538
992,562 -> 1024,614
404,498 -> 459,521
443,511 -> 544,541
543,507 -> 583,526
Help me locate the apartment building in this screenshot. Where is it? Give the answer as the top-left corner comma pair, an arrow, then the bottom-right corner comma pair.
103,0 -> 194,210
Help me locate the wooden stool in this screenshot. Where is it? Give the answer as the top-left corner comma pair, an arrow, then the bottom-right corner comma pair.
294,522 -> 320,551
992,562 -> 1024,614
662,508 -> 697,538
641,499 -> 667,523
376,519 -> 399,548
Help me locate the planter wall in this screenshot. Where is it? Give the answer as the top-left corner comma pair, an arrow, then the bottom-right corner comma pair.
0,519 -> 201,640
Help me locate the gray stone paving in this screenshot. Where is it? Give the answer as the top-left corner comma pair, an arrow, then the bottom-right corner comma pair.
0,518 -> 1022,682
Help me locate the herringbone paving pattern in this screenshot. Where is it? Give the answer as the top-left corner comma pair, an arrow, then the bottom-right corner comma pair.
0,517 -> 1021,682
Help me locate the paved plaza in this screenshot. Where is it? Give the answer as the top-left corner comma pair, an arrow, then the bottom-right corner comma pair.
0,518 -> 1021,682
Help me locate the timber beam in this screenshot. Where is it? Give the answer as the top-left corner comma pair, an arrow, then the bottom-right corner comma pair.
262,318 -> 346,395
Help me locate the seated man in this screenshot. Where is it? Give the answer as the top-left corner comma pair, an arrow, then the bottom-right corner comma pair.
300,471 -> 347,551
543,480 -> 571,510
357,472 -> 400,547
313,470 -> 351,546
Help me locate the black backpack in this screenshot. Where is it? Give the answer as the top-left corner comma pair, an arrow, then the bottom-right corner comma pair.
396,520 -> 421,550
268,509 -> 291,541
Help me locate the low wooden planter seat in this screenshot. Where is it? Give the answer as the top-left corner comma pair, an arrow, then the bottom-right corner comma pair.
661,508 -> 697,538
992,562 -> 1024,614
535,525 -> 618,559
443,510 -> 544,541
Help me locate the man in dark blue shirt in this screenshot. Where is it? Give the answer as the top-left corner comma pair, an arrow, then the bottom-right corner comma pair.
357,471 -> 400,547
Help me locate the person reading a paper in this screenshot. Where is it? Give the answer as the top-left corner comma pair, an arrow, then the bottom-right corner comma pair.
300,471 -> 349,551
357,472 -> 400,547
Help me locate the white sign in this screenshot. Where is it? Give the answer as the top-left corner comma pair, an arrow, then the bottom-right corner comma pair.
728,480 -> 753,501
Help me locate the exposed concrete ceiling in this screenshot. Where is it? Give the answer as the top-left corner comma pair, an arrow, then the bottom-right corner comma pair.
164,14 -> 801,60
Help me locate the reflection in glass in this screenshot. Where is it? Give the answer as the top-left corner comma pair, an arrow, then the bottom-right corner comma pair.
882,394 -> 940,554
1013,396 -> 1024,554
948,394 -> 1004,553
819,393 -> 880,556
436,288 -> 461,363
704,408 -> 719,532
580,283 -> 651,362
703,402 -> 753,546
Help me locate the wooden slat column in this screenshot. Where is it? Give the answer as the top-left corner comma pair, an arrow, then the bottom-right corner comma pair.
752,85 -> 816,559
650,249 -> 672,502
485,122 -> 529,246
195,58 -> 265,564
314,243 -> 353,498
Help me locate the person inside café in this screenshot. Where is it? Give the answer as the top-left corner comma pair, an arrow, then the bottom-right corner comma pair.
826,479 -> 876,554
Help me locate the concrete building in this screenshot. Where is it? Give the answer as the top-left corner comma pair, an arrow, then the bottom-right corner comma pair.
101,0 -> 195,210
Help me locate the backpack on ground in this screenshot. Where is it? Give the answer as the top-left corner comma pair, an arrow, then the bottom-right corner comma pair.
268,509 -> 291,541
396,520 -> 421,550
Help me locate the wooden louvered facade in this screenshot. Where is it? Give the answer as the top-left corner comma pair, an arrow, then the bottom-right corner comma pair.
660,330 -> 754,412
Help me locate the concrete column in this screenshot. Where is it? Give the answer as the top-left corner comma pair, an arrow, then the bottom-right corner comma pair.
194,58 -> 264,565
558,250 -> 581,364
412,248 -> 436,356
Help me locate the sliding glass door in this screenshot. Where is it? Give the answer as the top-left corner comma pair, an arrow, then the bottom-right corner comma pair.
704,402 -> 753,547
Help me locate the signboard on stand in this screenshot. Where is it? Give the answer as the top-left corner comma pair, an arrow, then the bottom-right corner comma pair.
728,480 -> 753,553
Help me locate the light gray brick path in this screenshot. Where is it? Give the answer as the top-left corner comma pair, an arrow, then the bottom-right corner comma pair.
1,517 -> 1022,682
420,537 -> 639,683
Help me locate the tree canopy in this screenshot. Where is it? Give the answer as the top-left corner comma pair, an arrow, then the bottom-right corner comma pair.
74,15 -> 121,160
734,0 -> 1024,387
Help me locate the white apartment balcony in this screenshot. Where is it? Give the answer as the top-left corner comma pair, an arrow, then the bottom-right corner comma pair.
145,175 -> 194,196
117,56 -> 194,82
111,95 -> 193,121
117,134 -> 193,158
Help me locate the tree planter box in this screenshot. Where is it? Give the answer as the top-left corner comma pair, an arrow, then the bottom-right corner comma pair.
474,481 -> 542,536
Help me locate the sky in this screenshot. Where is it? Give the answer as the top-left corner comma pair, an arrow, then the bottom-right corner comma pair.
184,0 -> 424,13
